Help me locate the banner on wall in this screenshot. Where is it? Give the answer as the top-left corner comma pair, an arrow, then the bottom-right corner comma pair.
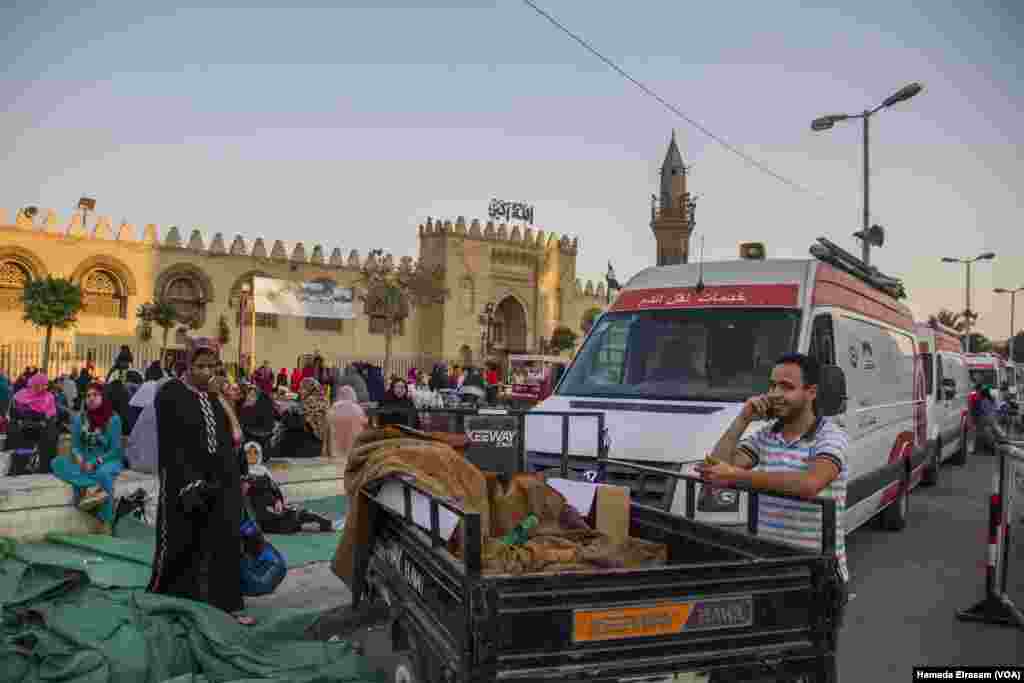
253,277 -> 356,320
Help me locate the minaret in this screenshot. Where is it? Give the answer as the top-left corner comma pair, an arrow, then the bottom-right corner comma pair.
650,130 -> 696,265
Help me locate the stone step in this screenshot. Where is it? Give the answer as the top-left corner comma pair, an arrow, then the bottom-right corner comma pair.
0,456 -> 346,541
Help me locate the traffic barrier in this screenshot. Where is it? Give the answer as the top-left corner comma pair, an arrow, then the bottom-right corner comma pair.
956,439 -> 1024,629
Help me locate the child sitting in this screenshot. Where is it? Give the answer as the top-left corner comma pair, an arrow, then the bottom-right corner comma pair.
242,442 -> 334,533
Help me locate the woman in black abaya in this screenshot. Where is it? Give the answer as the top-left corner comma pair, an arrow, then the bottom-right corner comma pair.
146,337 -> 251,624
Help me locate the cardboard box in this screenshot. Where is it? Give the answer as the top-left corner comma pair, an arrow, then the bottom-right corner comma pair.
546,478 -> 631,546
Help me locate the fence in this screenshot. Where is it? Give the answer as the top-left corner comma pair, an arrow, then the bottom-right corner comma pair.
956,439 -> 1024,629
0,339 -> 462,384
0,340 -> 166,379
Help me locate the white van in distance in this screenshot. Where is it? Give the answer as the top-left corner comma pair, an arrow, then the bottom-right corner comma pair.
914,320 -> 972,484
525,239 -> 927,536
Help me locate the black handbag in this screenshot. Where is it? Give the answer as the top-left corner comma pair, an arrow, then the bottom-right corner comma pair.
7,448 -> 41,476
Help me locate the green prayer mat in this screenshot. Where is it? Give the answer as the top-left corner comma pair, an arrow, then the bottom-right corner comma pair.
45,495 -> 349,572
0,548 -> 382,683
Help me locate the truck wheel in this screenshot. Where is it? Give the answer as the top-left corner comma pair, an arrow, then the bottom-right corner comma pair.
878,477 -> 909,532
951,428 -> 970,467
921,440 -> 941,487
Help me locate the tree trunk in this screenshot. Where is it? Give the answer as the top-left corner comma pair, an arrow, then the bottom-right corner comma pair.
161,326 -> 170,357
42,325 -> 53,375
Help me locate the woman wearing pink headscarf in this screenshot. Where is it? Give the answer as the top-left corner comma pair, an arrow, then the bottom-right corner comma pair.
327,385 -> 368,460
13,373 -> 57,418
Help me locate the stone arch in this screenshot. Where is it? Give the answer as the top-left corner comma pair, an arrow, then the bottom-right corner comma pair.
80,268 -> 128,319
0,246 -> 48,281
228,269 -> 272,306
71,254 -> 138,296
495,294 -> 529,354
154,263 -> 215,328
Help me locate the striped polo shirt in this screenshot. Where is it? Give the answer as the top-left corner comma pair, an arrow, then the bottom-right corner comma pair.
738,416 -> 850,582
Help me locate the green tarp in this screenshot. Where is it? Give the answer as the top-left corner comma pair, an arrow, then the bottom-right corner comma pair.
45,496 -> 349,578
0,532 -> 382,683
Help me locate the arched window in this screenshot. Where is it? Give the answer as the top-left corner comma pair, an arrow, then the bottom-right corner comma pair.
81,269 -> 126,318
0,260 -> 31,312
163,275 -> 204,325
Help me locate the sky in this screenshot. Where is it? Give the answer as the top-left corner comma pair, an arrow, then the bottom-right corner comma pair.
2,0 -> 1022,338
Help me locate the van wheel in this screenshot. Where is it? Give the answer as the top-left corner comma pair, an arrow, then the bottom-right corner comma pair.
951,428 -> 970,467
921,440 -> 941,487
878,478 -> 909,532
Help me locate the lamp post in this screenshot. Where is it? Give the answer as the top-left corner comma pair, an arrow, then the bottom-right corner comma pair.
605,262 -> 620,305
941,252 -> 996,352
811,82 -> 923,266
994,286 -> 1024,362
479,302 -> 495,360
239,282 -> 252,374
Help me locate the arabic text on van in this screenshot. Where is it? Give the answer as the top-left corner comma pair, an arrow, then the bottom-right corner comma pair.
638,291 -> 749,307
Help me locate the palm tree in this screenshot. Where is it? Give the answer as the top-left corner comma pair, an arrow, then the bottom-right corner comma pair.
359,252 -> 449,376
549,326 -> 578,354
137,300 -> 180,356
581,306 -> 603,335
21,276 -> 84,374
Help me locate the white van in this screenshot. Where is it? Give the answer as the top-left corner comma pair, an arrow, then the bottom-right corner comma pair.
965,353 -> 1006,403
914,321 -> 972,484
525,239 -> 926,534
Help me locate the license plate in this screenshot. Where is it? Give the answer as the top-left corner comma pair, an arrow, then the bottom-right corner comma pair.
573,596 -> 753,643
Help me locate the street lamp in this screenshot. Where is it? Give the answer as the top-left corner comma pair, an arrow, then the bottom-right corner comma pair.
479,302 -> 495,359
239,282 -> 252,374
994,286 -> 1024,362
605,262 -> 621,305
941,252 -> 996,352
811,82 -> 924,266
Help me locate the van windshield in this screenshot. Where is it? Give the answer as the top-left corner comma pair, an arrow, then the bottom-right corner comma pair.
557,308 -> 802,402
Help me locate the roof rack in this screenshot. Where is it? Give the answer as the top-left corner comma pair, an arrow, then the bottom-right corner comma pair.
809,237 -> 906,299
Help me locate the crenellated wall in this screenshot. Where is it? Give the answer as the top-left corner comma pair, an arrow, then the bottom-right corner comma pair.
1,207 -> 608,369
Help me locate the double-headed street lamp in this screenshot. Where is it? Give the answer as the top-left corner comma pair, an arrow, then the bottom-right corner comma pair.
994,286 -> 1024,362
811,82 -> 924,266
941,252 -> 996,353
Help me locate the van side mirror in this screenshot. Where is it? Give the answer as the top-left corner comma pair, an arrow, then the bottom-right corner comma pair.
817,365 -> 847,417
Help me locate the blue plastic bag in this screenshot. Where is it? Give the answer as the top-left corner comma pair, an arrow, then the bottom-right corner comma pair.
240,501 -> 287,596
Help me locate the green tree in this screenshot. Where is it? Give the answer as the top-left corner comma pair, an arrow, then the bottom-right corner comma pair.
136,300 -> 180,356
965,332 -> 992,353
581,306 -> 603,335
549,326 -> 578,354
21,276 -> 84,374
360,252 -> 449,376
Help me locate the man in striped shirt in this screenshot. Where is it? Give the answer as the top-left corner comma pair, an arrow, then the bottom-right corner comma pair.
698,353 -> 850,670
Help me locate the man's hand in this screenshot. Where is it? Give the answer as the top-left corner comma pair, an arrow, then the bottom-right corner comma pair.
741,394 -> 773,422
696,461 -> 744,486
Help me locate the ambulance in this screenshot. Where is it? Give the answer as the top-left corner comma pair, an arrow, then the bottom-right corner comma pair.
965,353 -> 1007,403
525,238 -> 926,534
914,320 -> 972,485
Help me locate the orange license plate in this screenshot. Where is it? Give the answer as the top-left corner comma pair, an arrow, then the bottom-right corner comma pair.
572,596 -> 753,643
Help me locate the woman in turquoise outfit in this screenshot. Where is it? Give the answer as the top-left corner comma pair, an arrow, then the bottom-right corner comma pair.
51,382 -> 123,533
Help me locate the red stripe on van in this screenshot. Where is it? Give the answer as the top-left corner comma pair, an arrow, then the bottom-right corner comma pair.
811,263 -> 915,332
609,284 -> 799,312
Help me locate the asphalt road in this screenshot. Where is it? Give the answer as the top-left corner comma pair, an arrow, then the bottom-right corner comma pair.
839,444 -> 1024,677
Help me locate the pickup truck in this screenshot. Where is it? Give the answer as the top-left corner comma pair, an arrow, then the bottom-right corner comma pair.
338,457 -> 843,683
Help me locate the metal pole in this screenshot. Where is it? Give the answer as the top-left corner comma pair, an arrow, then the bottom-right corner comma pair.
862,112 -> 871,266
966,261 -> 973,353
1010,292 -> 1016,363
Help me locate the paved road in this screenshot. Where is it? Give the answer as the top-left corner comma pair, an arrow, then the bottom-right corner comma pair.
840,446 -> 1024,677
257,445 -> 1024,679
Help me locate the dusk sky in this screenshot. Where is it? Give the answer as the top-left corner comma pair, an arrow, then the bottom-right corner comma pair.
2,1 -> 1021,338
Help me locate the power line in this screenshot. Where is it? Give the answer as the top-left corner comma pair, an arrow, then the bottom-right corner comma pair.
520,0 -> 825,200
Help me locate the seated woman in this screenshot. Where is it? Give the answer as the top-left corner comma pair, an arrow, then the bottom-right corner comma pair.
326,385 -> 368,460
377,378 -> 419,429
273,378 -> 327,459
242,441 -> 333,533
9,373 -> 60,474
51,383 -> 123,533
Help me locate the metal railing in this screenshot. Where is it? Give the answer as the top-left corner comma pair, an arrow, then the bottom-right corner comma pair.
956,439 -> 1024,629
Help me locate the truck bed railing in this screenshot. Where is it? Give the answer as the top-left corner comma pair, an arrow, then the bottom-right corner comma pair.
601,457 -> 838,558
